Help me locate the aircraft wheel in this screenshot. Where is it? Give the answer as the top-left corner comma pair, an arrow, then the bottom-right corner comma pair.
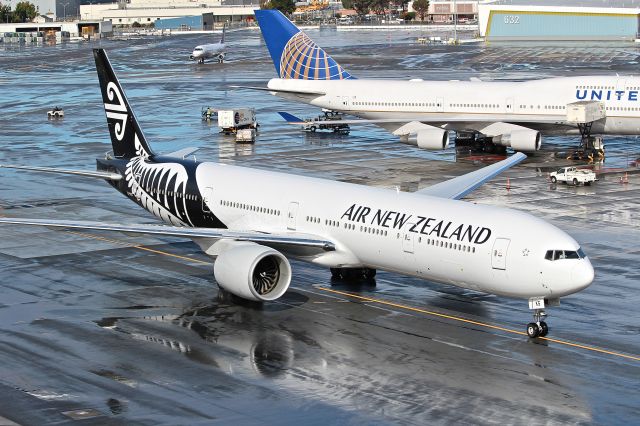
362,268 -> 376,279
330,267 -> 342,279
539,321 -> 549,337
550,176 -> 557,183
526,322 -> 540,338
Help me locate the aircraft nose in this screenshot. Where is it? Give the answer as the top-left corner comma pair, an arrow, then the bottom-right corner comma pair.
570,258 -> 595,293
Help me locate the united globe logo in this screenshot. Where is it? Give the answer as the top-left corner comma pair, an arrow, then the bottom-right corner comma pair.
279,32 -> 354,80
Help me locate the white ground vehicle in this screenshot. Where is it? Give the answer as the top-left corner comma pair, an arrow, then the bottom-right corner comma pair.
47,106 -> 64,119
550,167 -> 597,186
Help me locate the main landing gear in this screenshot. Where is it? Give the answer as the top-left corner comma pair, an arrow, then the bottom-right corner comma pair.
526,297 -> 553,338
330,267 -> 376,281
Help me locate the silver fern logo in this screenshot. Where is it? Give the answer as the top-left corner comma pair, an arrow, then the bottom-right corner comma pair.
125,157 -> 193,226
104,81 -> 128,141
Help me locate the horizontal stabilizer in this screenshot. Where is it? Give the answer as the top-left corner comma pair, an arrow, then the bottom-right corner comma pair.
278,112 -> 305,123
164,147 -> 199,159
0,164 -> 122,180
0,217 -> 336,252
417,152 -> 527,200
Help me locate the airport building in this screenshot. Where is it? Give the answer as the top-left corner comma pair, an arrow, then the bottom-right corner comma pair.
478,0 -> 640,41
79,0 -> 257,26
2,0 -> 80,20
0,20 -> 111,38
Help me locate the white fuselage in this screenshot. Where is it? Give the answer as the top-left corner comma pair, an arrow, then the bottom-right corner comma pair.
130,158 -> 594,300
268,76 -> 640,135
191,42 -> 226,61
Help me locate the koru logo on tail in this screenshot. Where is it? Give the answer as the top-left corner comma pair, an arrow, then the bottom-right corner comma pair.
104,81 -> 128,141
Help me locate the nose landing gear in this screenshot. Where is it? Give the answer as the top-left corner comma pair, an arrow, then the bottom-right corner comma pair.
526,308 -> 549,338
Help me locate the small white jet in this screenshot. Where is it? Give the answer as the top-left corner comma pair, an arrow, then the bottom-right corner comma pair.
190,24 -> 226,64
252,10 -> 640,153
0,49 -> 594,338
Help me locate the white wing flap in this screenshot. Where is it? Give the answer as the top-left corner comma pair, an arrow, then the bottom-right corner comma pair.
0,218 -> 336,251
416,152 -> 527,200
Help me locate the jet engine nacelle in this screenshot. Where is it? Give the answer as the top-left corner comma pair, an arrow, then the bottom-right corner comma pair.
405,128 -> 450,150
498,129 -> 541,152
479,122 -> 541,152
214,242 -> 292,302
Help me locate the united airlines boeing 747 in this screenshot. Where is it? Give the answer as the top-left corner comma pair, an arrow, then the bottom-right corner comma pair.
0,49 -> 594,338
250,10 -> 640,153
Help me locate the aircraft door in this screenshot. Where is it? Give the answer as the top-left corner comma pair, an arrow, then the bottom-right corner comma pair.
436,97 -> 444,112
403,222 -> 415,254
287,202 -> 299,230
491,238 -> 510,270
202,187 -> 213,212
505,97 -> 514,114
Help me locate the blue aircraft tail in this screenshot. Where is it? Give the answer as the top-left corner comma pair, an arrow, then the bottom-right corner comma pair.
277,111 -> 305,123
254,10 -> 355,80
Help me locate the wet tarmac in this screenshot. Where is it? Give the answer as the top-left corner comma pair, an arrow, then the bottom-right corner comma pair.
0,30 -> 639,425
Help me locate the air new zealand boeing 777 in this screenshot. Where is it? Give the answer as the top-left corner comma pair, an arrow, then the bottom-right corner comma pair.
0,49 -> 594,338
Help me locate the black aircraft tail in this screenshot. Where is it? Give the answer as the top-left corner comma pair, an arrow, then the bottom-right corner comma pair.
93,48 -> 155,159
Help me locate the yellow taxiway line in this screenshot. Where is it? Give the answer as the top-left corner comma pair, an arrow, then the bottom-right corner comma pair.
316,286 -> 640,363
34,229 -> 640,363
66,230 -> 211,266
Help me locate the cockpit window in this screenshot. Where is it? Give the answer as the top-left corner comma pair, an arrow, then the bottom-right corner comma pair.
194,47 -> 203,51
545,249 -> 584,261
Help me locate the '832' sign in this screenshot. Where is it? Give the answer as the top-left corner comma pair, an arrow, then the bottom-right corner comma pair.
503,15 -> 520,24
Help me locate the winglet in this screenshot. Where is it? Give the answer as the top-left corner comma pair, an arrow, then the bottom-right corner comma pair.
278,111 -> 305,124
416,153 -> 528,200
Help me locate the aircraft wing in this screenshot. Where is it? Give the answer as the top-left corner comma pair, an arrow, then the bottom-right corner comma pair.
0,217 -> 336,252
0,164 -> 122,180
231,85 -> 326,96
416,152 -> 527,200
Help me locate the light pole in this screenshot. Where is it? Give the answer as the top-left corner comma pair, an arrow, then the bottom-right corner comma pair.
453,0 -> 457,42
62,2 -> 69,21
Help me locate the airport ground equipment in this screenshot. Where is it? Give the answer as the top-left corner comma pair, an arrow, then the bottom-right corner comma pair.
47,106 -> 64,119
303,111 -> 350,134
277,111 -> 350,134
549,167 -> 597,186
217,108 -> 258,134
566,101 -> 606,160
235,128 -> 256,143
201,107 -> 218,121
